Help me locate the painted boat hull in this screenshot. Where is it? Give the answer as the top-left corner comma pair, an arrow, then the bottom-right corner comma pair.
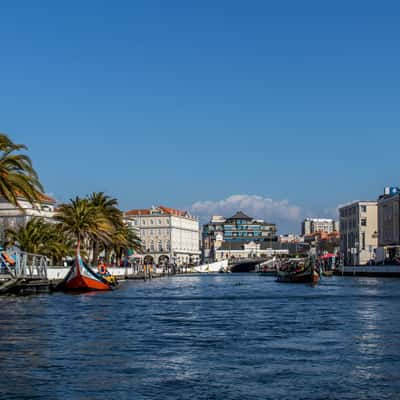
61,256 -> 112,292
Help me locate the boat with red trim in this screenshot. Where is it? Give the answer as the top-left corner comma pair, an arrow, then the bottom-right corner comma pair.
60,254 -> 112,291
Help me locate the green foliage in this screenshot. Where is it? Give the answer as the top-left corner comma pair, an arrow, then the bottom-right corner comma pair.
0,133 -> 44,207
55,196 -> 113,253
0,135 -> 141,264
55,193 -> 142,262
5,218 -> 74,262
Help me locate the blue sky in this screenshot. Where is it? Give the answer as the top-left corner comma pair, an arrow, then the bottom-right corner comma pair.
0,1 -> 399,232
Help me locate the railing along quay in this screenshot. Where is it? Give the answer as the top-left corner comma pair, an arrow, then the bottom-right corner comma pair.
0,251 -> 51,295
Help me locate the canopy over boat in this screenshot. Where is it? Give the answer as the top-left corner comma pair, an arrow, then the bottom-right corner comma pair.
60,254 -> 112,291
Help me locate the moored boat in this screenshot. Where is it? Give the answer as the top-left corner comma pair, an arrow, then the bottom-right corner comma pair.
276,258 -> 320,284
60,254 -> 112,291
256,258 -> 277,276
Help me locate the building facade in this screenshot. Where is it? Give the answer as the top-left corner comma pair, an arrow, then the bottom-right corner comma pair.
339,201 -> 378,265
301,218 -> 339,236
376,187 -> 400,262
202,211 -> 277,262
0,195 -> 57,243
124,205 -> 200,266
215,241 -> 288,261
378,187 -> 400,247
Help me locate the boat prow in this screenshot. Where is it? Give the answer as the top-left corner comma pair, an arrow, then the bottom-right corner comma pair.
60,255 -> 112,292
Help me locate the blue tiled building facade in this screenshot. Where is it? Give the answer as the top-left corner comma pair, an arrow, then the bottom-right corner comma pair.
202,211 -> 277,261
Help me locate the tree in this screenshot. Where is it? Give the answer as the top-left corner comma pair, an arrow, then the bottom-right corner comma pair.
108,223 -> 142,265
55,197 -> 113,256
0,133 -> 44,207
5,218 -> 74,264
87,192 -> 123,264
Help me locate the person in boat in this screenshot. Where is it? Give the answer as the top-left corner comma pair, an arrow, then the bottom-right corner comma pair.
98,259 -> 107,275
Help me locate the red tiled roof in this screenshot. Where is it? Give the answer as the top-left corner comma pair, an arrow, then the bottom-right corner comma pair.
125,205 -> 188,217
39,194 -> 57,204
8,192 -> 56,204
125,209 -> 151,216
159,205 -> 187,217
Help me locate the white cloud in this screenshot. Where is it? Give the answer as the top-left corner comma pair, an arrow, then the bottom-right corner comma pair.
190,194 -> 302,226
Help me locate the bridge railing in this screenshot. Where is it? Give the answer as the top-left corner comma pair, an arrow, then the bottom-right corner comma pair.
0,251 -> 48,279
228,257 -> 269,265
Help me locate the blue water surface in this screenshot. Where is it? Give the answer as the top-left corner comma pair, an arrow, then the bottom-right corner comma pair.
0,274 -> 399,400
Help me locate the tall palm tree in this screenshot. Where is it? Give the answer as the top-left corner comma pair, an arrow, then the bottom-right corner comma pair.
88,192 -> 123,264
55,197 -> 113,256
0,133 -> 44,207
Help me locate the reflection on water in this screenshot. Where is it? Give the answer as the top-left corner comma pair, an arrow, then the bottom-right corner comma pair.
0,275 -> 400,399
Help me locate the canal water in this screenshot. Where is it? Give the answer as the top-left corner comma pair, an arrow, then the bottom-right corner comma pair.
0,274 -> 399,400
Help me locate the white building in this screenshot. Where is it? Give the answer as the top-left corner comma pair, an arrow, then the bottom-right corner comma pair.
301,218 -> 339,235
339,201 -> 378,265
279,233 -> 304,243
215,241 -> 288,261
124,205 -> 200,266
0,195 -> 57,243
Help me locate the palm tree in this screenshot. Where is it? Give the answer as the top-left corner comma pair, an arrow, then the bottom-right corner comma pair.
6,218 -> 45,254
87,192 -> 124,264
55,197 -> 113,256
5,218 -> 74,264
108,223 -> 142,265
0,133 -> 44,207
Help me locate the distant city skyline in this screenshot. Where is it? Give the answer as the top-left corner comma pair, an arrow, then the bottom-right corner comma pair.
1,1 -> 399,232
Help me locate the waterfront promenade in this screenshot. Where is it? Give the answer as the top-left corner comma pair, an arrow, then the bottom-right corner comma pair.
0,274 -> 399,399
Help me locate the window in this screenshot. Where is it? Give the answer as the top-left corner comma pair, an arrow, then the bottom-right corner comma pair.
150,241 -> 154,251
361,218 -> 367,226
158,241 -> 163,251
361,205 -> 367,213
158,219 -> 162,225
361,232 -> 366,250
150,219 -> 154,225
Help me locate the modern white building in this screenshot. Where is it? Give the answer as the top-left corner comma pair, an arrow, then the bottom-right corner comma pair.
339,201 -> 378,265
301,218 -> 339,235
0,195 -> 57,243
124,205 -> 200,266
214,241 -> 288,261
278,233 -> 304,243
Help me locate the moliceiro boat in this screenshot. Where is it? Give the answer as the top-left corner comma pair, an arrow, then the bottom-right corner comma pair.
256,257 -> 278,276
276,258 -> 320,284
60,254 -> 112,291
